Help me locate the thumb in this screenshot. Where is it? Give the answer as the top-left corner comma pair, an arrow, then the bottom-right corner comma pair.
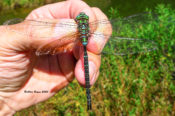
3,18 -> 77,53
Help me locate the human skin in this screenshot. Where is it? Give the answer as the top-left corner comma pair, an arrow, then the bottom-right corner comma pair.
0,0 -> 111,115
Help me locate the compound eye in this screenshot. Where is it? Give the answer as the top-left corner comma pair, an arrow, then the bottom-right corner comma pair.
85,15 -> 89,20
76,15 -> 80,20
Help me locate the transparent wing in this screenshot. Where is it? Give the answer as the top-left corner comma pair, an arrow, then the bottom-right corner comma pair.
89,12 -> 156,34
3,18 -> 80,56
35,33 -> 79,56
89,12 -> 159,55
3,18 -> 78,38
102,37 -> 157,55
90,11 -> 174,37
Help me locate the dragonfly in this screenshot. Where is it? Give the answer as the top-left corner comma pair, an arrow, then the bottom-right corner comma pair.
3,12 -> 158,110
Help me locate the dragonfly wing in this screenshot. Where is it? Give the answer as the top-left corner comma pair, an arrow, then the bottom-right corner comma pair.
3,18 -> 77,38
89,12 -> 160,55
102,36 -> 157,55
36,33 -> 79,56
89,12 -> 159,37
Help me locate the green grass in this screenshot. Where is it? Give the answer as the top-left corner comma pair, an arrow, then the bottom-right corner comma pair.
14,4 -> 175,116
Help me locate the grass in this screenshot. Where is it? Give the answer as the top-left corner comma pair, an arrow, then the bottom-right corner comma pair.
14,4 -> 175,116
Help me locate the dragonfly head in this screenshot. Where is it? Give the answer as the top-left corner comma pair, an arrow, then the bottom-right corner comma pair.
76,12 -> 89,21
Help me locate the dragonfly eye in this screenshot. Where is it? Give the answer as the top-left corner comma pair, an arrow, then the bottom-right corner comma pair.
85,15 -> 89,20
76,15 -> 80,20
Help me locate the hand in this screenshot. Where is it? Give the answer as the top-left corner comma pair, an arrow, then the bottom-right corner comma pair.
0,0 -> 111,115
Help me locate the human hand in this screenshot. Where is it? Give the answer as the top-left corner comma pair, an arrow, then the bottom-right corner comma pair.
0,0 -> 111,115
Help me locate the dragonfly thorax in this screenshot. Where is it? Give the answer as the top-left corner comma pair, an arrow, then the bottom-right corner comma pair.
75,12 -> 89,46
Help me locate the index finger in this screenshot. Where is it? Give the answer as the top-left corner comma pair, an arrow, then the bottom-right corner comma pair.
26,0 -> 97,23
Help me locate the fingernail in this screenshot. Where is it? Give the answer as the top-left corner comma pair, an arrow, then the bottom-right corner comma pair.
89,61 -> 96,83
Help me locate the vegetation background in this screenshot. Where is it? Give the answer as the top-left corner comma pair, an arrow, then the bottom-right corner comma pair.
0,0 -> 174,115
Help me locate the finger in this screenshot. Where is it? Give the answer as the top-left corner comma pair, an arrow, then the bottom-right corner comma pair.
87,7 -> 112,55
75,47 -> 101,86
57,52 -> 76,83
26,0 -> 96,23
